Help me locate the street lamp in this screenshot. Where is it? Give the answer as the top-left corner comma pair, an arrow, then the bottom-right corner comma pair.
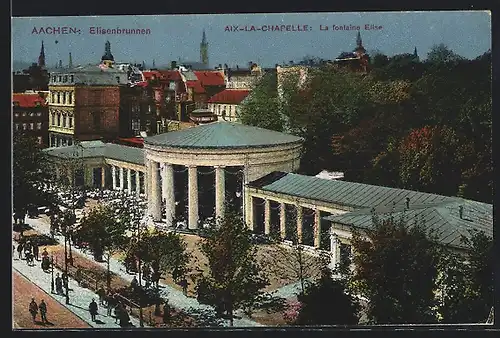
64,225 -> 70,304
51,254 -> 55,294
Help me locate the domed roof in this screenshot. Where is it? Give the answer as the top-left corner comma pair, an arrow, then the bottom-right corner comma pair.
144,121 -> 303,149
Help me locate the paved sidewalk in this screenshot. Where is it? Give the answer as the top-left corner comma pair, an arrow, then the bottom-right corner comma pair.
25,216 -> 264,327
13,250 -> 146,328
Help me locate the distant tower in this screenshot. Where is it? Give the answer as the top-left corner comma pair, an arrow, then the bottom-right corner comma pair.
200,29 -> 209,66
413,46 -> 420,62
38,41 -> 46,68
58,60 -> 63,68
68,52 -> 73,68
152,59 -> 156,68
142,60 -> 146,69
354,32 -> 366,56
101,40 -> 115,67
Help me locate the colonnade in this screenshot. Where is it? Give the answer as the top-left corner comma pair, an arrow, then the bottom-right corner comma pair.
146,159 -> 231,229
110,165 -> 145,195
49,134 -> 74,148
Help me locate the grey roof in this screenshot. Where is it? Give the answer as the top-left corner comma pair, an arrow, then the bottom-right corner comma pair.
182,70 -> 199,81
324,199 -> 493,249
49,64 -> 128,86
144,121 -> 304,149
249,172 -> 454,209
43,141 -> 144,165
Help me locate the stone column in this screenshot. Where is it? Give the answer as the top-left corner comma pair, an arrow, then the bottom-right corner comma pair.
330,234 -> 339,271
146,160 -> 153,216
111,166 -> 116,190
245,194 -> 254,231
119,167 -> 124,190
188,166 -> 199,230
127,168 -> 132,194
296,205 -> 303,244
135,171 -> 141,195
215,166 -> 226,221
163,163 -> 175,226
314,209 -> 321,248
101,166 -> 106,189
264,199 -> 271,235
280,202 -> 286,239
151,161 -> 162,221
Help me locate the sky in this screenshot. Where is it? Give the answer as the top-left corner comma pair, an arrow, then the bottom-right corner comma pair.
12,11 -> 491,69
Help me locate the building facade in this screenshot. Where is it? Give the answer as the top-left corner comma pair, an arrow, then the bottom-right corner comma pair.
12,92 -> 49,147
207,89 -> 250,122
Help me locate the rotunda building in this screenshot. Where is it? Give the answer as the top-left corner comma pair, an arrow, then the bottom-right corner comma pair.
143,121 -> 303,228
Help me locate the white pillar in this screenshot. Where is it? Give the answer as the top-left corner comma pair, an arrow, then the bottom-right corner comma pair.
264,199 -> 271,235
101,166 -> 106,189
127,168 -> 132,193
188,166 -> 199,230
135,171 -> 141,195
119,167 -> 124,190
314,209 -> 321,248
111,166 -> 117,190
280,202 -> 286,239
296,205 -> 303,244
146,160 -> 153,216
246,195 -> 254,231
151,161 -> 162,221
163,163 -> 175,226
215,166 -> 225,221
330,234 -> 339,271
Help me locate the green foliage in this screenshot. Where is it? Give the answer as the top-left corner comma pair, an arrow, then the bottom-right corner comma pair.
436,231 -> 493,323
13,134 -> 53,217
350,213 -> 440,324
196,211 -> 270,326
75,204 -> 128,260
131,229 -> 190,280
427,43 -> 465,64
295,268 -> 360,325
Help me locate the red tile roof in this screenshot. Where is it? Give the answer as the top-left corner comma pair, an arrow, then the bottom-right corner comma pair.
158,70 -> 182,81
141,70 -> 162,81
207,89 -> 251,104
194,71 -> 225,86
12,93 -> 47,108
186,80 -> 205,94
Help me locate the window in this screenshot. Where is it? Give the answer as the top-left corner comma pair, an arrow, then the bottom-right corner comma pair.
57,92 -> 60,104
339,243 -> 352,269
22,112 -> 26,117
68,92 -> 73,104
63,115 -> 67,128
37,122 -> 42,130
57,114 -> 61,126
37,136 -> 42,144
68,117 -> 73,128
52,76 -> 56,82
14,113 -> 19,118
15,124 -> 19,131
50,112 -> 55,125
52,92 -> 56,103
63,75 -> 68,82
58,76 -> 62,82
30,123 -> 34,130
70,75 -> 74,82
36,112 -> 42,117
22,123 -> 27,130
29,112 -> 35,117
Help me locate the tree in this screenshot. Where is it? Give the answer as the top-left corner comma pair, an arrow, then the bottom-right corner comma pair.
350,212 -> 440,324
436,230 -> 493,323
295,267 -> 360,325
13,133 -> 53,223
238,72 -> 283,132
75,204 -> 129,289
196,211 -> 270,326
427,44 -> 465,64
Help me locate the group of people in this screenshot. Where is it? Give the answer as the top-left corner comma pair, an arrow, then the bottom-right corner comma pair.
28,298 -> 48,325
93,287 -> 132,327
15,238 -> 40,267
54,272 -> 69,295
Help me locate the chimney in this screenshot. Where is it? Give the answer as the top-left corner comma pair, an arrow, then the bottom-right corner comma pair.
171,61 -> 177,69
459,205 -> 463,219
218,64 -> 222,69
236,65 -> 239,70
405,197 -> 410,209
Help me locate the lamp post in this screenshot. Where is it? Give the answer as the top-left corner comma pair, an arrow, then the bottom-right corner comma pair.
64,226 -> 70,304
50,254 -> 55,294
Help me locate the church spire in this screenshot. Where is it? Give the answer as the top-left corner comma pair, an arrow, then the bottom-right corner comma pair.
38,41 -> 46,68
413,46 -> 420,62
68,52 -> 73,68
101,40 -> 115,67
200,29 -> 209,66
356,31 -> 362,48
152,59 -> 156,68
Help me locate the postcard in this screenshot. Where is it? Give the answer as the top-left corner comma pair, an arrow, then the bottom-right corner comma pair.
12,11 -> 493,329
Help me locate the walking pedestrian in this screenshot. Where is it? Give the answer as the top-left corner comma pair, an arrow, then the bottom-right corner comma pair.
17,243 -> 23,260
41,248 -> 49,260
33,242 -> 39,261
180,277 -> 188,296
89,298 -> 98,322
62,272 -> 69,291
55,273 -> 63,294
39,300 -> 48,324
162,301 -> 171,324
106,291 -> 115,316
96,286 -> 106,305
114,302 -> 123,324
29,298 -> 38,323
